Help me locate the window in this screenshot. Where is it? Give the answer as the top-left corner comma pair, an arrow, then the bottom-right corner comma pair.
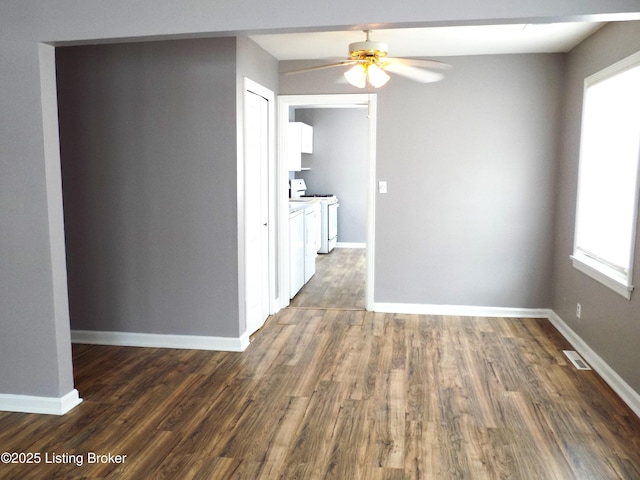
572,51 -> 640,299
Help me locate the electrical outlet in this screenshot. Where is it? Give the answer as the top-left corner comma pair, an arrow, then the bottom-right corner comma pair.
576,303 -> 582,318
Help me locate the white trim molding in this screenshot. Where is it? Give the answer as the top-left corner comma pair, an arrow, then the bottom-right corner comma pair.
571,254 -> 633,300
547,311 -> 640,419
373,303 -> 551,318
0,389 -> 82,415
72,330 -> 250,352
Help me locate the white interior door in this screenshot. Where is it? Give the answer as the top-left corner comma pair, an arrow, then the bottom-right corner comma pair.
245,89 -> 270,336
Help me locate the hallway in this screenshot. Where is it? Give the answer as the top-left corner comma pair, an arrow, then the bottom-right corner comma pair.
288,247 -> 366,310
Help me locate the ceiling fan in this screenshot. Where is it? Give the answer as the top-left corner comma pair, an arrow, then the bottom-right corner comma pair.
284,30 -> 452,89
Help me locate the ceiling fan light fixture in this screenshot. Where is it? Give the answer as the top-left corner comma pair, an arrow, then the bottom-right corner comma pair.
367,63 -> 390,88
344,64 -> 367,88
344,62 -> 390,89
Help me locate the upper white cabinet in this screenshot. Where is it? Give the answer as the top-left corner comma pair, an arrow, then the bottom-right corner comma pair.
299,122 -> 313,153
287,122 -> 313,171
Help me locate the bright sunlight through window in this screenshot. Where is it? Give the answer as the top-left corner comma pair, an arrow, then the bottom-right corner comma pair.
572,51 -> 640,299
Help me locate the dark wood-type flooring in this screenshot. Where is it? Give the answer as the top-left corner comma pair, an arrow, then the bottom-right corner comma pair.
1,248 -> 640,479
289,247 -> 366,310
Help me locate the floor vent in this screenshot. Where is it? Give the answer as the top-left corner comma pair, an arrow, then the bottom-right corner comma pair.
563,350 -> 592,370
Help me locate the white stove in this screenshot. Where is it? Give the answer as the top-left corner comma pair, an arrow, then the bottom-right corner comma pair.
290,179 -> 339,253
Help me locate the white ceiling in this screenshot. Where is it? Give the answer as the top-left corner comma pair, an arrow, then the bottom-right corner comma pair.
250,22 -> 606,60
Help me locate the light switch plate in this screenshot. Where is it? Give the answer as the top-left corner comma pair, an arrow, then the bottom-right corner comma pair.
378,181 -> 387,194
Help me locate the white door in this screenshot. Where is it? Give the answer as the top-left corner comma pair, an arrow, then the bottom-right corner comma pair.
245,89 -> 270,336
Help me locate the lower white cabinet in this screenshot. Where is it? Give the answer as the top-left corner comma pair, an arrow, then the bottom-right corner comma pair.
289,201 -> 321,299
289,208 -> 305,299
304,202 -> 321,282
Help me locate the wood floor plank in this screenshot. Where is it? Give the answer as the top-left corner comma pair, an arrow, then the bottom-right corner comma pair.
256,395 -> 311,479
283,379 -> 342,474
322,399 -> 368,480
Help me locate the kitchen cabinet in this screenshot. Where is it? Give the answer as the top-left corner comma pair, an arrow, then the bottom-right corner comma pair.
287,122 -> 313,171
289,207 -> 305,299
289,200 -> 321,299
304,201 -> 321,282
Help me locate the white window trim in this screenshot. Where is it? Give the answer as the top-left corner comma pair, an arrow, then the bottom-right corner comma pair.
571,50 -> 640,300
571,253 -> 634,300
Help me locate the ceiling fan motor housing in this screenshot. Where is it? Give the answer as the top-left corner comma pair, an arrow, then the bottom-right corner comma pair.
348,40 -> 389,60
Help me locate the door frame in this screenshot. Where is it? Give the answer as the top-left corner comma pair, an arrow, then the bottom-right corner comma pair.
277,94 -> 377,311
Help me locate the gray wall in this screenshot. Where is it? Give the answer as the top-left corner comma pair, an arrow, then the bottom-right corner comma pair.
295,108 -> 369,244
551,21 -> 640,394
237,36 -> 279,95
57,38 -> 241,337
0,0 -> 635,400
282,53 -> 563,308
376,54 -> 563,307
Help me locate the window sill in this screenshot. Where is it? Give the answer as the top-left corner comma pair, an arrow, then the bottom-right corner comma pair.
571,254 -> 634,300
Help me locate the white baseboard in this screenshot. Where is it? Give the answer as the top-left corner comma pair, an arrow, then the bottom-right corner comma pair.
373,302 -> 551,318
547,311 -> 640,419
72,330 -> 250,352
0,389 -> 82,415
336,242 -> 366,249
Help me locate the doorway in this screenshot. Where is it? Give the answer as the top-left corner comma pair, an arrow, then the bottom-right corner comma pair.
277,94 -> 377,312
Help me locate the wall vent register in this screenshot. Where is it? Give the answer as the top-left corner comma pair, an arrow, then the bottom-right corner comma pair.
563,350 -> 592,371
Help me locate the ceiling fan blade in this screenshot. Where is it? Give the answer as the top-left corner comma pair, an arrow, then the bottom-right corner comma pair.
386,57 -> 452,71
383,63 -> 445,83
283,61 -> 357,75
